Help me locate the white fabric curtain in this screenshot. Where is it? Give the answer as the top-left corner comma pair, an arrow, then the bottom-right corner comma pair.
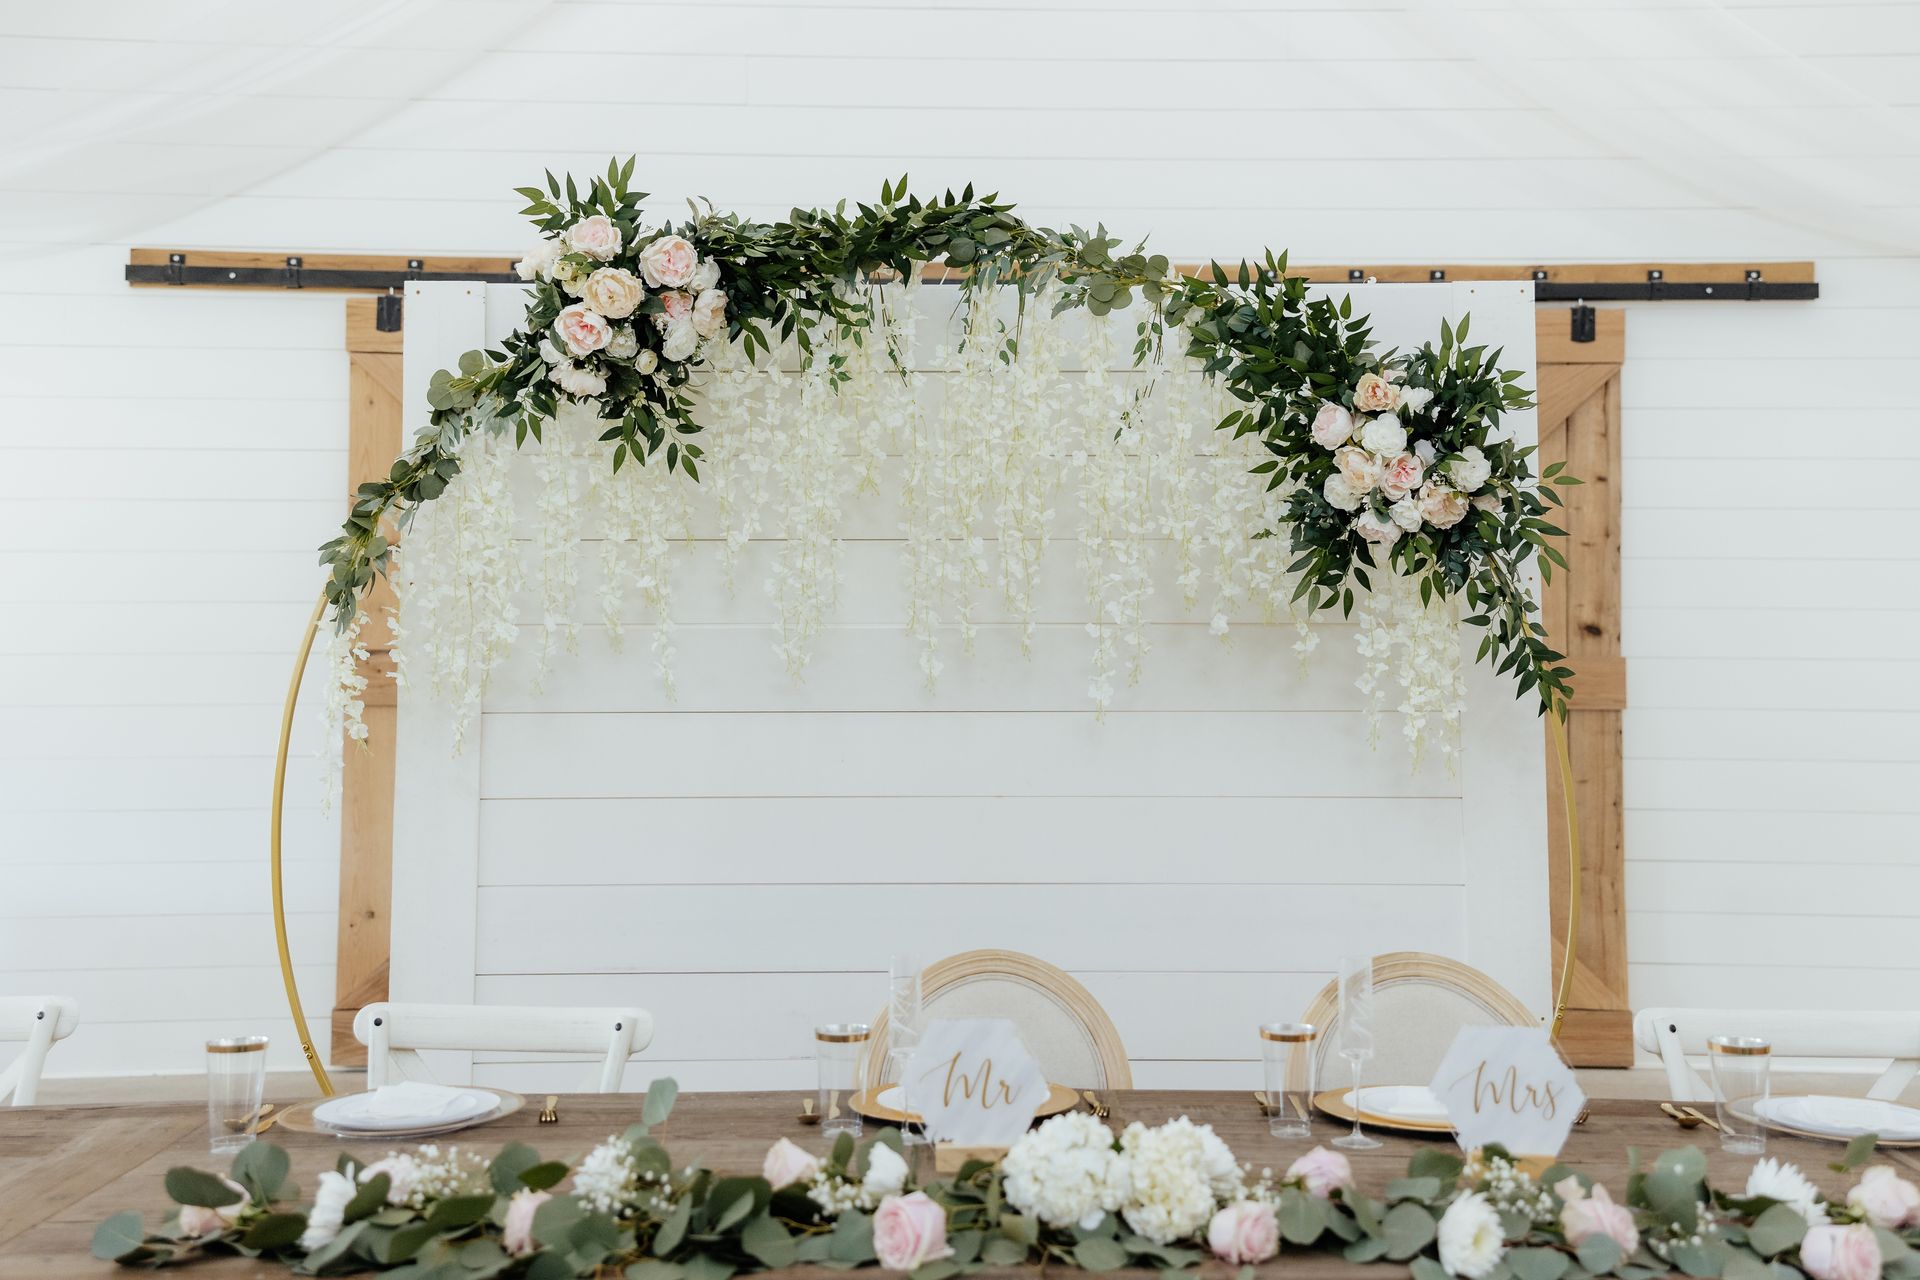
0,0 -> 551,253
1357,0 -> 1920,256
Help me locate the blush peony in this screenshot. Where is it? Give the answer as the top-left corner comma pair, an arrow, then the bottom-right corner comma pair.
555,303 -> 611,358
691,288 -> 729,339
566,214 -> 622,262
1848,1166 -> 1920,1229
1311,402 -> 1355,449
1335,445 -> 1384,493
583,267 -> 645,319
1418,484 -> 1470,529
639,234 -> 698,289
1555,1178 -> 1638,1254
1286,1147 -> 1353,1200
1800,1224 -> 1882,1280
1379,451 -> 1425,500
1207,1200 -> 1279,1264
1353,371 -> 1401,413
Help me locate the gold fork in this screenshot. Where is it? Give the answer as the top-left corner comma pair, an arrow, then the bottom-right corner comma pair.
1081,1089 -> 1110,1118
539,1095 -> 559,1124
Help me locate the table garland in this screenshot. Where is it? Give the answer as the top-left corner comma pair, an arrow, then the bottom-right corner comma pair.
316,160 -> 1574,766
95,1080 -> 1916,1280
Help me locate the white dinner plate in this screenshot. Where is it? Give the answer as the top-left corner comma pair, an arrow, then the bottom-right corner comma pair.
1748,1095 -> 1920,1143
1350,1085 -> 1450,1123
313,1086 -> 497,1132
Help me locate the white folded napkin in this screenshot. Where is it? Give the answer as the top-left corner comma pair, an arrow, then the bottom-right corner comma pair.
358,1081 -> 478,1121
1760,1095 -> 1920,1141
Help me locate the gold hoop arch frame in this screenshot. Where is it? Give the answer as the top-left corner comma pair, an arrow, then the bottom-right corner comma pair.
269,599 -> 1583,1091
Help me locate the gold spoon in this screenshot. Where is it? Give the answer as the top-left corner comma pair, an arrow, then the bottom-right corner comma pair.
1661,1102 -> 1704,1129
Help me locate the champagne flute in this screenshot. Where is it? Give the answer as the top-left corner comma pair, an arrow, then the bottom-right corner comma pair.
886,955 -> 928,1147
1331,955 -> 1383,1150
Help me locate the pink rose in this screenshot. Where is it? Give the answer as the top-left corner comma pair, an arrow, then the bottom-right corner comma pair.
177,1176 -> 249,1236
566,214 -> 622,262
1310,402 -> 1354,450
1849,1167 -> 1920,1229
639,235 -> 699,289
657,289 -> 694,325
502,1188 -> 550,1256
1334,445 -> 1383,493
1353,509 -> 1401,548
1287,1147 -> 1353,1200
1800,1224 -> 1881,1280
1208,1201 -> 1279,1264
1354,372 -> 1401,414
1555,1179 -> 1638,1255
761,1137 -> 820,1188
873,1192 -> 955,1273
555,303 -> 611,358
1418,484 -> 1470,529
1378,451 -> 1425,500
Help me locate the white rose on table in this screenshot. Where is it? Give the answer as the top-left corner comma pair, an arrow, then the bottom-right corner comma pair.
1359,414 -> 1408,456
1334,445 -> 1383,493
583,267 -> 645,319
550,362 -> 606,398
1389,497 -> 1423,532
566,214 -> 623,262
762,1137 -> 821,1187
1353,508 -> 1402,548
1310,402 -> 1354,449
661,318 -> 699,363
555,303 -> 611,357
1444,444 -> 1492,493
690,256 -> 721,292
606,326 -> 639,361
691,288 -> 729,339
1379,451 -> 1424,500
639,234 -> 699,289
515,238 -> 561,282
1323,471 -> 1366,512
1418,484 -> 1470,529
1354,371 -> 1401,414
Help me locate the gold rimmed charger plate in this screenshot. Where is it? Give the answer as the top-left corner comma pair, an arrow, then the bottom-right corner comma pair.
275,1087 -> 526,1140
851,1082 -> 1081,1126
1313,1088 -> 1455,1136
1728,1097 -> 1920,1149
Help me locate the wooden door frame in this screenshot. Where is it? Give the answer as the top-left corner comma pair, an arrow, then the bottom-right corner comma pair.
1536,309 -> 1630,1066
328,301 -> 1637,1067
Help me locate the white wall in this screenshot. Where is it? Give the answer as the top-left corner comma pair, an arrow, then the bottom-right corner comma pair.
2,0 -> 1915,1077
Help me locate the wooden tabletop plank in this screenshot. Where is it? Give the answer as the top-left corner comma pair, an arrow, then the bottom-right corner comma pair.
0,1093 -> 1880,1277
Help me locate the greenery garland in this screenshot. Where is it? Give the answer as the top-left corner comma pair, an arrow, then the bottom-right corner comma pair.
320,159 -> 1575,717
94,1079 -> 1910,1280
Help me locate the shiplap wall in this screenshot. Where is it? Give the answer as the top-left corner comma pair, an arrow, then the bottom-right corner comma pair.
2,0 -> 1916,1078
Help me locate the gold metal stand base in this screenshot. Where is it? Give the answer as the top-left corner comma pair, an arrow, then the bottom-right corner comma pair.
272,591 -> 334,1097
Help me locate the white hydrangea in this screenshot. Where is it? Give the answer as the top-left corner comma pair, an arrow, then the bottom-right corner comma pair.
1001,1112 -> 1123,1231
1107,1117 -> 1241,1244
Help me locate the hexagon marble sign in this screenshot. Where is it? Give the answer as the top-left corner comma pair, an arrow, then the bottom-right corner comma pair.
1429,1025 -> 1586,1157
903,1018 -> 1050,1147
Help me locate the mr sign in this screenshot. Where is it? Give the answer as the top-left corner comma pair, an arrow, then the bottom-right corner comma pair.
1430,1026 -> 1584,1157
903,1018 -> 1049,1147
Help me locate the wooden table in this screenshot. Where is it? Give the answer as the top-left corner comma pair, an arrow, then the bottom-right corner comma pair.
2,1093 -> 1908,1278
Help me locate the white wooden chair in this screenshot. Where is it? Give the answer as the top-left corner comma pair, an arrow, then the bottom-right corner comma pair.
353,1002 -> 653,1093
865,950 -> 1133,1089
1635,1008 -> 1920,1103
1,996 -> 79,1106
1292,952 -> 1539,1092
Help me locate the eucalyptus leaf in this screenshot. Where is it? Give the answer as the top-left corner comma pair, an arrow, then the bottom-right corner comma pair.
1382,1202 -> 1438,1260
90,1211 -> 149,1261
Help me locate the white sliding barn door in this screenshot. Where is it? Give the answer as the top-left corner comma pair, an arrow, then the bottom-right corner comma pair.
391,279 -> 1546,1092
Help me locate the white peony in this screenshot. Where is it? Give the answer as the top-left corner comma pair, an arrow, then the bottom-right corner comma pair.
583,267 -> 646,320
299,1167 -> 357,1250
691,288 -> 728,339
1107,1117 -> 1240,1245
606,327 -> 639,361
1359,415 -> 1408,456
1413,438 -> 1438,465
515,238 -> 561,282
1310,402 -> 1355,450
1323,471 -> 1366,512
638,234 -> 698,289
1389,497 -> 1423,532
1747,1158 -> 1829,1226
550,363 -> 606,398
1471,492 -> 1503,514
1444,445 -> 1492,493
690,256 -> 721,292
660,318 -> 699,363
538,337 -> 566,365
1437,1192 -> 1505,1279
1401,385 -> 1435,415
862,1142 -> 910,1200
1001,1112 -> 1122,1231
1335,445 -> 1384,493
